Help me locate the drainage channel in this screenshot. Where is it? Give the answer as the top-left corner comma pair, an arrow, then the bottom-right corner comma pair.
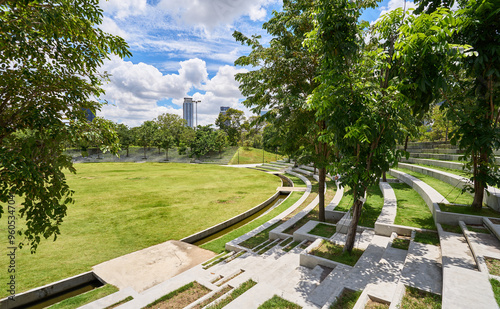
193,193 -> 289,246
24,280 -> 103,309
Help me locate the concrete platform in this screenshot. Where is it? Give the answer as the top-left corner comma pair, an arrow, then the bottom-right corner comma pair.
440,231 -> 477,270
400,241 -> 443,294
92,240 -> 215,292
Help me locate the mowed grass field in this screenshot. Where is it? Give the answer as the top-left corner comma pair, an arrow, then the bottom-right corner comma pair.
0,163 -> 280,297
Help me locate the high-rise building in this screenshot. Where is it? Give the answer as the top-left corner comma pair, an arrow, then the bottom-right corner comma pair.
220,106 -> 230,115
183,97 -> 194,127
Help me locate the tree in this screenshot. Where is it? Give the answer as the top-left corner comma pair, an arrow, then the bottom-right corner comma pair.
307,0 -> 409,252
215,130 -> 229,159
234,0 -> 335,222
136,121 -> 157,159
0,0 -> 130,251
116,123 -> 134,157
215,108 -> 245,146
155,113 -> 185,161
178,126 -> 195,155
396,1 -> 500,210
190,125 -> 217,159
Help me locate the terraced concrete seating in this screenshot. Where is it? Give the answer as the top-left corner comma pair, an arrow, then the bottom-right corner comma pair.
398,162 -> 500,212
401,157 -> 466,171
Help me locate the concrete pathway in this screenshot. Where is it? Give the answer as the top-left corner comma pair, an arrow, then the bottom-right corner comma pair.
400,241 -> 443,294
440,231 -> 477,270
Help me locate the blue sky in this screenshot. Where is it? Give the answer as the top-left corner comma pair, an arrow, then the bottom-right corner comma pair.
97,0 -> 416,127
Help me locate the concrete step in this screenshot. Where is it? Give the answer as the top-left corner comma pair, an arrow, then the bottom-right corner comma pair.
400,240 -> 442,294
442,265 -> 498,309
307,264 -> 352,307
440,231 -> 477,270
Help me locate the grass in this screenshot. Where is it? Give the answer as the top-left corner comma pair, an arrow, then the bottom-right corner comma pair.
258,295 -> 302,308
330,289 -> 362,309
395,167 -> 473,205
440,223 -> 462,234
105,296 -> 134,309
310,241 -> 364,267
392,182 -> 437,230
392,237 -> 411,250
486,257 -> 500,276
285,173 -> 308,188
438,203 -> 500,218
207,279 -> 257,309
333,184 -> 385,228
309,223 -> 337,238
200,191 -> 304,253
467,225 -> 490,234
399,286 -> 442,309
229,147 -> 283,165
143,281 -> 210,309
490,278 -> 500,307
47,285 -> 119,309
283,241 -> 300,252
414,231 -> 440,246
0,163 -> 279,297
239,221 -> 282,249
192,286 -> 233,309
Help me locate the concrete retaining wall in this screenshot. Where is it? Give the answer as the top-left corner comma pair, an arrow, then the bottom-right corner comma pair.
400,158 -> 466,172
0,271 -> 103,309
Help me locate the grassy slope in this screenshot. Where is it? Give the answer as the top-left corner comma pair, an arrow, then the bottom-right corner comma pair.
229,147 -> 283,165
0,163 -> 279,297
391,182 -> 437,230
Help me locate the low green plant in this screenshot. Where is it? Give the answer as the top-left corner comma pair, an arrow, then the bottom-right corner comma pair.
309,223 -> 337,238
490,278 -> 500,306
440,223 -> 462,234
392,238 -> 410,250
207,279 -> 257,309
311,241 -> 364,267
283,241 -> 300,252
47,285 -> 119,309
399,286 -> 441,309
105,296 -> 133,309
258,295 -> 302,308
414,231 -> 440,246
330,289 -> 362,309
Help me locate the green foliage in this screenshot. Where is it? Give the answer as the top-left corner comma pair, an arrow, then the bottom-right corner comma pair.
206,280 -> 257,309
490,278 -> 500,307
154,113 -> 186,160
215,108 -> 245,146
258,295 -> 302,309
116,124 -> 134,157
414,231 -> 440,246
0,0 -> 130,251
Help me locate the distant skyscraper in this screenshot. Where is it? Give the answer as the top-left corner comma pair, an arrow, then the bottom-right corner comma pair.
220,106 -> 230,115
183,97 -> 194,127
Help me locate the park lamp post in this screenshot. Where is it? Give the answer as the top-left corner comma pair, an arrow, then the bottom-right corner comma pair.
193,100 -> 201,129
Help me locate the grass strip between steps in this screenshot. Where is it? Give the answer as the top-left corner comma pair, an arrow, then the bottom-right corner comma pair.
201,191 -> 303,253
47,285 -> 119,309
258,295 -> 302,308
207,279 -> 257,309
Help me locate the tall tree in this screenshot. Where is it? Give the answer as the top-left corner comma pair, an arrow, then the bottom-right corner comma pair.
0,0 -> 130,251
396,1 -> 500,210
308,0 -> 408,252
155,113 -> 185,161
136,121 -> 157,159
234,0 -> 334,221
215,108 -> 245,146
116,123 -> 134,157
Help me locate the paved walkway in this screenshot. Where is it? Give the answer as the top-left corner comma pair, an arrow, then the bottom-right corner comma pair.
400,241 -> 442,294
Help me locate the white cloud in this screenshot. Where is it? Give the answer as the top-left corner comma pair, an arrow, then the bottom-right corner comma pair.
97,57 -> 253,127
100,16 -> 129,39
379,0 -> 416,17
157,0 -> 276,30
100,0 -> 147,19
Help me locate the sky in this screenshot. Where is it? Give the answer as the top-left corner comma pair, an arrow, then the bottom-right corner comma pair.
97,0 -> 417,128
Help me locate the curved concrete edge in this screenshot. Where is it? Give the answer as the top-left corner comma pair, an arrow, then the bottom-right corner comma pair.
326,182 -> 344,215
225,169 -> 312,252
398,162 -> 500,211
390,169 -> 486,226
292,167 -> 314,177
293,220 -> 336,243
0,271 -> 102,309
484,217 -> 500,241
401,157 -> 466,172
181,190 -> 281,244
374,182 -> 398,236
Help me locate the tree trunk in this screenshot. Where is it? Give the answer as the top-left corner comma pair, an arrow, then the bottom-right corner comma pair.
404,135 -> 409,152
143,146 -> 147,159
344,189 -> 365,253
472,150 -> 487,210
382,171 -> 387,182
165,148 -> 169,161
318,167 -> 326,222
158,146 -> 161,154
126,147 -> 129,157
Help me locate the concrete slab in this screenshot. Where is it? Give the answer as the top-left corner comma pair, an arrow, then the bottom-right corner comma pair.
442,265 -> 498,309
466,231 -> 500,260
440,231 -> 477,270
400,241 -> 442,294
92,240 -> 215,292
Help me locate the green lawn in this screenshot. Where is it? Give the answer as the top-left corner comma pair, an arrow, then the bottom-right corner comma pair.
394,167 -> 473,205
229,147 -> 283,164
334,184 -> 384,228
391,182 -> 437,230
0,163 -> 280,297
